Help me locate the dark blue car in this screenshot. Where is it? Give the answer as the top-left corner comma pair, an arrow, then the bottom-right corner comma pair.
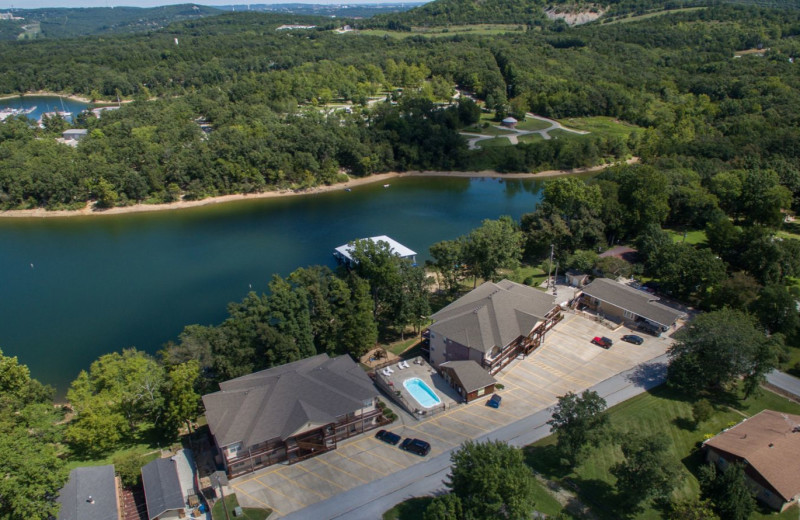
487,394 -> 502,408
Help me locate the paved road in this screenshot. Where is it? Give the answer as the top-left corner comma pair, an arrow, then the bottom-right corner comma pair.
766,370 -> 800,399
281,353 -> 669,520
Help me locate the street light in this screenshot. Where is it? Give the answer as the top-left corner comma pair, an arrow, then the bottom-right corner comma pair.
210,471 -> 231,520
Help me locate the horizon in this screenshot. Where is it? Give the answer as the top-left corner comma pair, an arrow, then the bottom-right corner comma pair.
0,0 -> 421,8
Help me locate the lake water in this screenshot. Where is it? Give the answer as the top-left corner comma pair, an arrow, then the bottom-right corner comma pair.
0,175 -> 546,396
0,95 -> 90,123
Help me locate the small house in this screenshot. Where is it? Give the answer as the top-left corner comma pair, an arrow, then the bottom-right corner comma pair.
439,360 -> 497,402
577,278 -> 684,332
704,410 -> 800,511
56,465 -> 120,520
62,129 -> 88,142
141,457 -> 185,520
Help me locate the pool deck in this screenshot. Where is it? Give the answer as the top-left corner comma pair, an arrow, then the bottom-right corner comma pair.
377,356 -> 461,416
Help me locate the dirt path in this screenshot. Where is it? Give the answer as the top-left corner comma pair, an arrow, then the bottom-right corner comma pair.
0,158 -> 638,219
461,112 -> 589,148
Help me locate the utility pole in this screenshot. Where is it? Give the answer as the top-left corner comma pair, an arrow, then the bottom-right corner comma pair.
547,244 -> 554,291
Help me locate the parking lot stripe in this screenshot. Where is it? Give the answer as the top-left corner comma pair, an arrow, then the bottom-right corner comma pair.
331,450 -> 390,476
406,425 -> 453,445
434,417 -> 481,437
294,461 -> 348,492
459,407 -> 505,425
274,469 -> 327,498
445,414 -> 489,431
315,454 -> 368,484
248,478 -> 307,508
234,485 -> 282,515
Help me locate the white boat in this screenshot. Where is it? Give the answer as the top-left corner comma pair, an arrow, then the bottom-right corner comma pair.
383,184 -> 390,188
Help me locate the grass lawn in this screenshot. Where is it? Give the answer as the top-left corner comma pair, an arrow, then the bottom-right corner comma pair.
212,493 -> 271,520
501,264 -> 548,288
387,337 -> 419,356
559,116 -> 639,139
360,24 -> 525,39
479,137 -> 514,148
515,118 -> 552,132
602,6 -> 705,25
525,386 -> 800,519
664,228 -> 708,245
65,424 -> 168,471
518,133 -> 545,144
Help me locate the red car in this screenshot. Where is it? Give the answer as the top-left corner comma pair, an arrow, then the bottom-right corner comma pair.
591,336 -> 613,348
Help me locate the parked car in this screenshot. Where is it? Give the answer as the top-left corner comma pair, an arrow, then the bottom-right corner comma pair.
400,438 -> 431,456
375,429 -> 401,445
621,334 -> 644,345
636,322 -> 661,336
591,336 -> 613,348
487,394 -> 502,408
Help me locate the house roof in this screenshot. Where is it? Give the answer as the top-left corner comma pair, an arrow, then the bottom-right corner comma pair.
429,280 -> 557,353
62,129 -> 88,136
202,354 -> 377,449
440,360 -> 497,393
141,458 -> 184,520
334,235 -> 416,263
580,278 -> 684,327
704,410 -> 800,501
502,117 -> 518,124
56,465 -> 118,520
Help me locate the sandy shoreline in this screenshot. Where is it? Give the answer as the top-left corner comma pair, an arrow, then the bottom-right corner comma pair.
0,91 -> 94,104
0,158 -> 637,219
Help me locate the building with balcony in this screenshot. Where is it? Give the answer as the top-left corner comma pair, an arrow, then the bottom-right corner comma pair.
428,280 -> 561,375
203,354 -> 385,478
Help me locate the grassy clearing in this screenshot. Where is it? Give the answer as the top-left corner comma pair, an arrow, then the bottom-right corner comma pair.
525,386 -> 800,520
602,7 -> 705,25
479,137 -> 515,148
664,228 -> 708,245
518,133 -> 545,144
212,493 -> 271,520
559,116 -> 639,138
64,424 -> 172,471
360,24 -> 526,39
515,118 -> 552,131
387,337 -> 419,356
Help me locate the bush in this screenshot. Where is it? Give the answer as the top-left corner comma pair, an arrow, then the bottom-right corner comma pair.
113,452 -> 148,487
692,399 -> 714,426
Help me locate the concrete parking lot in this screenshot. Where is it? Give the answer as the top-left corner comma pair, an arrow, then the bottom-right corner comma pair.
231,311 -> 674,516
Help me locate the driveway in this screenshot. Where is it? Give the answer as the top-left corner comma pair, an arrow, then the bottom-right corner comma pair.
460,113 -> 589,149
231,312 -> 673,516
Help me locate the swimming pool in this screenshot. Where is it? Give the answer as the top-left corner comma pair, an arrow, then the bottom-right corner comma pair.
403,377 -> 442,408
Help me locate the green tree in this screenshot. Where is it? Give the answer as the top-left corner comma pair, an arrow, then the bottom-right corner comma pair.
668,498 -> 720,520
667,309 -> 780,395
611,433 -> 682,511
699,462 -> 755,520
424,493 -> 464,520
547,390 -> 609,466
464,216 -> 523,285
692,399 -> 714,427
750,284 -> 800,337
446,440 -> 536,520
162,360 -> 201,437
113,452 -> 148,487
429,238 -> 465,294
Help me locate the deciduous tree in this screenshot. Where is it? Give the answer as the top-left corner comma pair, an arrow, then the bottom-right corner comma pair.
547,390 -> 609,466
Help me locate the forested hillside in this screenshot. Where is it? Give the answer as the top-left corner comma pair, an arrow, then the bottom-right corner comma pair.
0,4 -> 220,40
0,4 -> 799,214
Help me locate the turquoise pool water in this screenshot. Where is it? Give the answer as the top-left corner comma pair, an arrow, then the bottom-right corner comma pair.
403,377 -> 442,408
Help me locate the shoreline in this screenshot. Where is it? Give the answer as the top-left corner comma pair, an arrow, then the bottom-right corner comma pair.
0,91 -> 94,104
0,158 -> 637,219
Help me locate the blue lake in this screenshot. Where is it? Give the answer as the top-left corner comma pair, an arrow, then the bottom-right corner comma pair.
0,176 -> 546,396
0,95 -> 90,123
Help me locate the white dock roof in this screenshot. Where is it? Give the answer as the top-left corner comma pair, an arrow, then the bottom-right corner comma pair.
334,235 -> 416,263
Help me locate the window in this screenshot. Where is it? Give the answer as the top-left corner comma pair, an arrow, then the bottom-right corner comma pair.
477,388 -> 485,397
624,310 -> 635,319
363,398 -> 373,408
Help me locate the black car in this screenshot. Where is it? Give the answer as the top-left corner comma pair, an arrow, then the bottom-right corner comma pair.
621,334 -> 644,345
375,429 -> 401,445
400,438 -> 431,456
591,336 -> 613,348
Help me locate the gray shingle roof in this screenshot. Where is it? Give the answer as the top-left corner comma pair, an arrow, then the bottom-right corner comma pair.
429,280 -> 557,353
202,354 -> 377,449
440,360 -> 497,393
56,465 -> 118,520
581,278 -> 685,327
141,458 -> 184,520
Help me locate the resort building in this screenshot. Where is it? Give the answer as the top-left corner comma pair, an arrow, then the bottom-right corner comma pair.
576,278 -> 685,333
56,465 -> 120,520
333,235 -> 417,267
703,410 -> 800,511
202,354 -> 385,478
428,279 -> 561,375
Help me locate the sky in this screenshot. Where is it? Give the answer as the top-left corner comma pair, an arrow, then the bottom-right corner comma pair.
0,0 -> 410,8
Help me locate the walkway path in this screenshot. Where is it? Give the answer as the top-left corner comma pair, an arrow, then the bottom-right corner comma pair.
281,353 -> 668,520
766,370 -> 800,400
461,113 -> 589,150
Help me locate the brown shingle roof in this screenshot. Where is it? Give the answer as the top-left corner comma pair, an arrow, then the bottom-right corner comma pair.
440,360 -> 497,393
581,278 -> 684,327
704,410 -> 800,501
202,354 -> 376,449
429,280 -> 557,353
